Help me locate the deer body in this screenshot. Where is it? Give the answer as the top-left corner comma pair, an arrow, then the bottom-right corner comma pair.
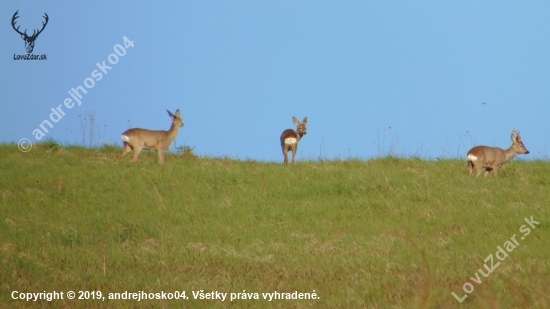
117,110 -> 184,164
280,117 -> 307,165
467,130 -> 529,177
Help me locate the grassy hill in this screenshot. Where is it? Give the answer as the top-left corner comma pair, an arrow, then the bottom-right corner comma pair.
1,144 -> 549,308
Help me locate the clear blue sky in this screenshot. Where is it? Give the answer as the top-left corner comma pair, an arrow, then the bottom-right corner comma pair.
1,1 -> 549,161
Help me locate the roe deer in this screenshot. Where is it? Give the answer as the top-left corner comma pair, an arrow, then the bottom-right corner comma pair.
467,129 -> 529,177
117,109 -> 184,164
280,116 -> 307,165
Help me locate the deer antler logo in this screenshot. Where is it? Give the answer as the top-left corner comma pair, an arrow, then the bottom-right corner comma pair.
11,10 -> 49,54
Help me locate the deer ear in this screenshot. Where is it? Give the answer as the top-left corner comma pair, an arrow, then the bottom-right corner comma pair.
303,117 -> 307,124
511,133 -> 517,143
167,110 -> 175,118
293,117 -> 300,126
175,109 -> 181,117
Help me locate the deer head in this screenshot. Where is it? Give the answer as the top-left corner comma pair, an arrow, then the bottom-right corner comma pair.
12,11 -> 49,53
511,129 -> 529,155
293,116 -> 307,137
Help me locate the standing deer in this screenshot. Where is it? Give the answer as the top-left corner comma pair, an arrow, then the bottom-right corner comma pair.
280,117 -> 307,165
467,129 -> 529,177
117,110 -> 184,164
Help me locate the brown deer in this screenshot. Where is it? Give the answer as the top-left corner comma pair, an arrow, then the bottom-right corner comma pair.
117,110 -> 184,164
467,129 -> 529,177
280,117 -> 307,165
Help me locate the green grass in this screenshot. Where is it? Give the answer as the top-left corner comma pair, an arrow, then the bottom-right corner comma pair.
1,144 -> 549,308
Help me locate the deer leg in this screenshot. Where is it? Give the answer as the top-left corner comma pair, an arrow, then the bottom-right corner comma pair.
131,147 -> 142,163
158,148 -> 165,164
474,164 -> 483,177
291,145 -> 297,165
283,147 -> 289,164
491,162 -> 500,178
117,143 -> 132,162
468,161 -> 474,176
483,168 -> 491,177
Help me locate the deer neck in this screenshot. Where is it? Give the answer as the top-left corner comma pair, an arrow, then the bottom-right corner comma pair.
296,130 -> 304,142
167,122 -> 181,140
502,145 -> 519,163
